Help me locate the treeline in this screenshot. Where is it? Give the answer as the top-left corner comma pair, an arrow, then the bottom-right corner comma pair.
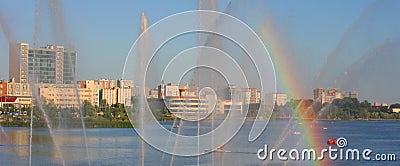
0,99 -> 173,127
272,97 -> 400,120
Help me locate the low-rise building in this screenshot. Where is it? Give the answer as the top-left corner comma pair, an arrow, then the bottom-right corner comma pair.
0,78 -> 32,108
39,81 -> 106,109
165,96 -> 209,120
392,108 -> 400,113
0,81 -> 7,98
216,100 -> 243,115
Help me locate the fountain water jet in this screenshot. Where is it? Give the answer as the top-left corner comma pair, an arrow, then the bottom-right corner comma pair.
0,8 -> 68,165
29,0 -> 41,165
46,1 -> 91,164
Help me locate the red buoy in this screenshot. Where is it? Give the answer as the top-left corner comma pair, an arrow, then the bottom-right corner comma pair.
327,139 -> 334,145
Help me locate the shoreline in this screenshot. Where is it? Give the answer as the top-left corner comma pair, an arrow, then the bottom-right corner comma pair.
1,118 -> 398,128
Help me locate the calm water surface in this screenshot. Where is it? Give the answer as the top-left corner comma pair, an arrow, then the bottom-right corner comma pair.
0,120 -> 399,165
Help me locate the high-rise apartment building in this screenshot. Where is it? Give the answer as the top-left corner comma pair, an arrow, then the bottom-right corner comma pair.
99,79 -> 134,106
9,43 -> 76,84
313,88 -> 351,104
271,93 -> 287,106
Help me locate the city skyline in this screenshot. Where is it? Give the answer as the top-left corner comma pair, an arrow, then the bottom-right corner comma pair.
1,0 -> 400,103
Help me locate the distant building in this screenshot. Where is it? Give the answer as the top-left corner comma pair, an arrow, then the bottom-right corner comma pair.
100,87 -> 118,106
165,96 -> 210,120
229,86 -> 261,104
0,96 -> 31,109
148,89 -> 158,99
9,43 -> 76,84
313,88 -> 325,102
39,84 -> 82,108
216,100 -> 244,115
325,88 -> 345,103
98,78 -> 116,89
349,91 -> 358,99
373,102 -> 389,109
313,88 -> 347,104
157,81 -> 192,99
1,78 -> 32,108
178,84 -> 196,97
392,108 -> 400,113
39,83 -> 101,108
158,81 -> 165,100
0,81 -> 8,98
77,80 -> 101,106
390,104 -> 400,113
165,83 -> 179,97
117,80 -> 134,106
99,79 -> 134,106
270,93 -> 287,106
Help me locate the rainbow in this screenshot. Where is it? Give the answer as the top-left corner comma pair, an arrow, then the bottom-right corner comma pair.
257,18 -> 330,166
257,16 -> 302,99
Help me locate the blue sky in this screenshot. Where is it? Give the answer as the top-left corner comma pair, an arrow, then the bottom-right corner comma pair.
1,0 -> 399,103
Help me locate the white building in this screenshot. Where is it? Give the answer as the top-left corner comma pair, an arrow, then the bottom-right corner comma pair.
216,100 -> 244,115
165,83 -> 179,97
99,79 -> 134,106
165,96 -> 209,121
229,86 -> 260,104
270,93 -> 287,106
313,88 -> 347,104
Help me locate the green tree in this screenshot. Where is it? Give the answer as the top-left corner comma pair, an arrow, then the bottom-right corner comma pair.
83,100 -> 96,117
99,99 -> 108,112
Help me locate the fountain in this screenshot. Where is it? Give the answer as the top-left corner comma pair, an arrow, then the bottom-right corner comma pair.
0,0 -> 92,165
123,0 -> 276,165
3,1 -> 397,165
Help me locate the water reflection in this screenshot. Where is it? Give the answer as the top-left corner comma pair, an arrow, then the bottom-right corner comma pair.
0,121 -> 399,165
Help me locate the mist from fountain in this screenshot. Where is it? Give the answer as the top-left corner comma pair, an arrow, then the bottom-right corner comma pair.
313,0 -> 400,89
1,6 -> 66,165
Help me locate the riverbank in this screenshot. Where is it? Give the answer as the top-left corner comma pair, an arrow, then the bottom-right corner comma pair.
0,120 -> 133,128
1,118 -> 398,128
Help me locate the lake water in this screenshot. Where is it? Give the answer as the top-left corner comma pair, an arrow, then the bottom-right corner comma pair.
0,120 -> 399,165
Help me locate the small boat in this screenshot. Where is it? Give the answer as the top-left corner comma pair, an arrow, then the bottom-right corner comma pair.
322,127 -> 328,130
204,146 -> 231,153
327,138 -> 337,146
293,130 -> 301,135
204,149 -> 231,153
216,146 -> 224,150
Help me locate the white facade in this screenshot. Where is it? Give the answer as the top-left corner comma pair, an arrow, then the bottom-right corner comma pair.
216,100 -> 243,115
165,84 -> 179,97
99,79 -> 134,106
271,93 -> 287,106
165,96 -> 209,120
230,87 -> 260,104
